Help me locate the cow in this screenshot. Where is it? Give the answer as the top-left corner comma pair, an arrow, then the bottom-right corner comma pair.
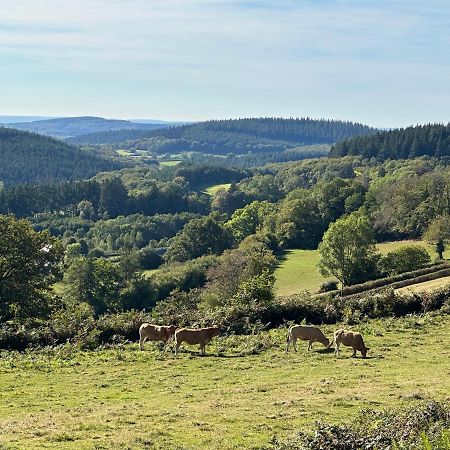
331,329 -> 370,358
286,325 -> 330,353
139,323 -> 177,350
174,327 -> 220,356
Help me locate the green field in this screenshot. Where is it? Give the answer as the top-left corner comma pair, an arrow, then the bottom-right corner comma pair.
275,240 -> 447,296
0,313 -> 449,449
204,183 -> 231,195
116,149 -> 134,156
396,275 -> 450,294
159,160 -> 182,167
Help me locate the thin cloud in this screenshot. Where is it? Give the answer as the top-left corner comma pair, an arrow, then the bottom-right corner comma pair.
0,0 -> 448,126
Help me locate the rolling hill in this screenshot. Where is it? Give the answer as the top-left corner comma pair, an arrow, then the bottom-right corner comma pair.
68,117 -> 377,154
7,116 -> 172,139
0,127 -> 123,185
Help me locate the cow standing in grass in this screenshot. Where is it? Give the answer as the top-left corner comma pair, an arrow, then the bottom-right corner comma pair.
174,327 -> 220,356
286,325 -> 330,352
331,329 -> 370,358
139,324 -> 177,350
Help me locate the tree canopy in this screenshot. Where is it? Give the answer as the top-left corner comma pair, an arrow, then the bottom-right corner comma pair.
0,215 -> 64,320
318,213 -> 378,287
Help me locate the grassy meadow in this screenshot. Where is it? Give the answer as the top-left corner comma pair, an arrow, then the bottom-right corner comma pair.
159,160 -> 182,167
204,183 -> 232,195
0,313 -> 449,449
396,275 -> 450,294
274,240 -> 449,296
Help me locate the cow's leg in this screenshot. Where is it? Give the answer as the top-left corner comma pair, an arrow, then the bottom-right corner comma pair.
308,340 -> 314,351
351,348 -> 356,358
335,342 -> 340,357
290,337 -> 297,352
139,335 -> 146,351
286,334 -> 290,353
175,341 -> 180,356
200,344 -> 205,356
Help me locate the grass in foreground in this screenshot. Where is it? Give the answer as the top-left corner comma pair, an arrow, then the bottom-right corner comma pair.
0,313 -> 449,449
275,240 -> 447,296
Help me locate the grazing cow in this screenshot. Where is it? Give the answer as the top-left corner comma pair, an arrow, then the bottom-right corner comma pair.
331,329 -> 370,358
286,325 -> 330,352
139,323 -> 177,350
174,327 -> 220,356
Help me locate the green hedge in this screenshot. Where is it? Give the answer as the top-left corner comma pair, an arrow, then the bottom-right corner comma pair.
311,262 -> 450,299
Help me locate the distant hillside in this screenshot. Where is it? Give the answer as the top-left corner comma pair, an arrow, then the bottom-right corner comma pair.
7,116 -> 171,138
0,127 -> 123,185
70,118 -> 377,154
330,123 -> 450,160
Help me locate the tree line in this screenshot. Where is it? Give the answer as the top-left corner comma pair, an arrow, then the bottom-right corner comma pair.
330,123 -> 450,160
69,117 -> 377,154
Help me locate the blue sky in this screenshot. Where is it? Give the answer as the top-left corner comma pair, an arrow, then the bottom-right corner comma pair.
0,0 -> 449,127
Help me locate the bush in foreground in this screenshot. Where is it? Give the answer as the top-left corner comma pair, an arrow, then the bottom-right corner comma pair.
266,401 -> 450,450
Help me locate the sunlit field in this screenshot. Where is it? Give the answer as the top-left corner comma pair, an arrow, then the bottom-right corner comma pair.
0,313 -> 449,449
274,240 -> 448,296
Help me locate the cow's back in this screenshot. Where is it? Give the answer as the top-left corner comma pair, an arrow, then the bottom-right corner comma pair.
290,325 -> 315,340
175,328 -> 218,345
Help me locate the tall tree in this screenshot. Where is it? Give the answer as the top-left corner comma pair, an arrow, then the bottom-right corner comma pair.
318,213 -> 378,287
0,215 -> 63,320
423,215 -> 450,259
166,216 -> 233,262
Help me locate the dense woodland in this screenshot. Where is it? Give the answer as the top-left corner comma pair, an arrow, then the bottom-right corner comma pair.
69,118 -> 377,154
330,123 -> 450,160
0,127 -> 123,185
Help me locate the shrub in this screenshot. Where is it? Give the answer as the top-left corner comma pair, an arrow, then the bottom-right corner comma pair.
150,255 -> 217,300
318,280 -> 339,293
138,247 -> 163,270
379,245 -> 431,276
265,401 -> 450,450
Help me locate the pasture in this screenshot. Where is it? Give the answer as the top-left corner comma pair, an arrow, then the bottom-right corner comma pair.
0,313 -> 449,449
396,276 -> 450,295
204,183 -> 232,195
159,160 -> 182,167
274,240 -> 447,296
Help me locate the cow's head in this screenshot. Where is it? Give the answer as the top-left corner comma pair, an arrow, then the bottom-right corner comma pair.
210,327 -> 220,338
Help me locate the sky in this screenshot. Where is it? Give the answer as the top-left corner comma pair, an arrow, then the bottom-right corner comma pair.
0,0 -> 449,128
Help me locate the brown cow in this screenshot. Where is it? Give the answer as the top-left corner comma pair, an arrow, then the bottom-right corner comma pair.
174,327 -> 220,356
139,323 -> 177,350
331,329 -> 370,358
286,325 -> 330,352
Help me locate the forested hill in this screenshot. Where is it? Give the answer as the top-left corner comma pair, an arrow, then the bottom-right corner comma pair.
8,116 -> 170,139
330,123 -> 450,160
0,127 -> 123,185
68,118 -> 377,154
